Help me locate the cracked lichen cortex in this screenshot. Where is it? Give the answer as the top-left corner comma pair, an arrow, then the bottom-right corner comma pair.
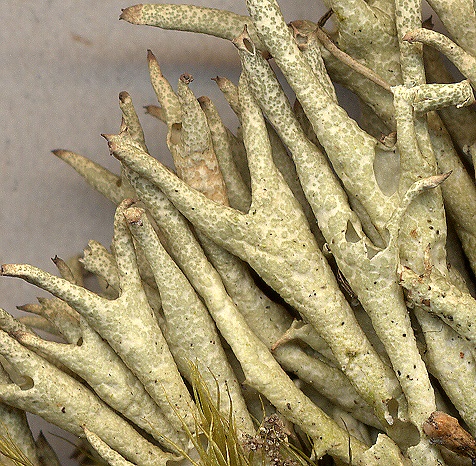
3,0 -> 476,465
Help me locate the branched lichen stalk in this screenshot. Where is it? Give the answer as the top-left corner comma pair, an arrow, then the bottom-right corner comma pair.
107,95 -> 401,430
0,328 -> 174,466
4,1 -> 476,464
123,204 -> 255,435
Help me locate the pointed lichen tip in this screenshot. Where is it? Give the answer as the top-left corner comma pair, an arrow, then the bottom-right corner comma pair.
427,171 -> 452,188
212,75 -> 234,91
123,206 -> 145,225
232,25 -> 255,54
101,133 -> 119,153
147,49 -> 164,75
422,15 -> 434,30
180,73 -> 194,85
289,21 -> 308,49
198,95 -> 211,106
147,48 -> 156,62
402,30 -> 417,43
51,255 -> 63,266
19,302 -> 41,314
119,4 -> 144,23
118,198 -> 137,211
51,149 -> 68,158
0,264 -> 15,276
119,91 -> 132,104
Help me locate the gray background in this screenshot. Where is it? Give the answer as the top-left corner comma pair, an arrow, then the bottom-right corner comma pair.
1,1 -> 437,464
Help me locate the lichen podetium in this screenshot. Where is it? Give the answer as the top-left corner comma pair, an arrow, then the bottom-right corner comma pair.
2,0 -> 476,465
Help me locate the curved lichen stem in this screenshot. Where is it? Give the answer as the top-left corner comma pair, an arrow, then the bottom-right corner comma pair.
239,2 -> 395,233
424,0 -> 476,57
107,80 -> 402,431
123,203 -> 255,435
120,179 -> 371,465
1,201 -> 199,446
6,1 -> 476,464
0,328 -> 174,466
313,25 -> 392,91
403,28 -> 476,88
120,3 -> 266,50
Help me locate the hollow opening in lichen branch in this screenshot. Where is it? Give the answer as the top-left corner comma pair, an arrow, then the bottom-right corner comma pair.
3,0 -> 476,464
373,147 -> 401,197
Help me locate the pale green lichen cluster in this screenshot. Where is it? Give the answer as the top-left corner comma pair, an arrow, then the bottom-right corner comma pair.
2,1 -> 476,465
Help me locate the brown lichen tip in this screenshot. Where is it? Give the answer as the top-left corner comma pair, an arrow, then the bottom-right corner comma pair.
423,411 -> 476,461
147,50 -> 166,82
146,49 -> 156,63
0,264 -> 14,276
422,15 -> 434,30
119,4 -> 144,23
119,198 -> 137,210
179,73 -> 193,84
211,75 -> 235,90
232,25 -> 255,54
101,133 -> 117,153
402,31 -> 418,43
422,171 -> 452,190
51,255 -> 62,266
51,149 -> 68,158
123,206 -> 145,226
16,303 -> 41,313
119,91 -> 132,104
197,95 -> 211,107
290,22 -> 309,51
144,105 -> 166,123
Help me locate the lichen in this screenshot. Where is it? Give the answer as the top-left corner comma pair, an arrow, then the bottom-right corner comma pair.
2,1 -> 476,465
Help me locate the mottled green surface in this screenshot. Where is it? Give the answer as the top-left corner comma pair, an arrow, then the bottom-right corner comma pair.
2,0 -> 476,464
